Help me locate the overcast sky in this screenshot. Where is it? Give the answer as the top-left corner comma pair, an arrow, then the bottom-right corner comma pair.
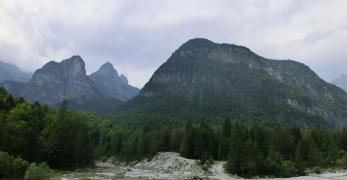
0,0 -> 346,88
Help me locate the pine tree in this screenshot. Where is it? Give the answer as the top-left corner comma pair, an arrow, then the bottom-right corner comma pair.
307,140 -> 321,167
179,121 -> 195,158
222,117 -> 231,137
295,140 -> 308,174
159,128 -> 170,151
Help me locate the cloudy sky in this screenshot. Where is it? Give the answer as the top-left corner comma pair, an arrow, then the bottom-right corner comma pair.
0,0 -> 346,88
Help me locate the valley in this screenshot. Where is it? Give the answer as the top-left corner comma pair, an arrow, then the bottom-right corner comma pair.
2,39 -> 347,180
1,1 -> 347,179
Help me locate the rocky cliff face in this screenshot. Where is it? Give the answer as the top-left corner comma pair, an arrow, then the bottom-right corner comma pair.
89,62 -> 139,101
0,61 -> 32,83
122,38 -> 347,127
21,55 -> 102,105
333,74 -> 347,92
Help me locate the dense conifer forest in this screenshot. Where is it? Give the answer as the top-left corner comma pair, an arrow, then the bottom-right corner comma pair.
3,87 -> 347,179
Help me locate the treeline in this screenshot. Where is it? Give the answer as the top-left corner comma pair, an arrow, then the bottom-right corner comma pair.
94,118 -> 347,178
0,88 -> 94,179
4,87 -> 347,179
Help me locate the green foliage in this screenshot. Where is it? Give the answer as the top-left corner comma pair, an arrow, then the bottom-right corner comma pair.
280,161 -> 297,178
24,162 -> 52,180
3,88 -> 347,179
0,150 -> 29,179
312,166 -> 322,174
0,90 -> 94,172
336,154 -> 347,168
117,40 -> 347,129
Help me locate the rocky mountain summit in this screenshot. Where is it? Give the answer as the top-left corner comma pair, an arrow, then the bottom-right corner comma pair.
21,55 -> 102,105
121,38 -> 347,127
333,74 -> 347,92
18,55 -> 138,113
90,62 -> 139,101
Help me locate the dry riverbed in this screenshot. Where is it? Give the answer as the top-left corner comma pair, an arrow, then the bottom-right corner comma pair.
53,152 -> 347,180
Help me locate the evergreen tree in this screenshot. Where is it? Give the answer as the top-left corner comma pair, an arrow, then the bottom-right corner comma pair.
179,121 -> 195,158
222,118 -> 231,137
307,140 -> 321,167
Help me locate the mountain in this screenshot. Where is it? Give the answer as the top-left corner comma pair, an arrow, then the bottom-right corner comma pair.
120,38 -> 347,127
67,97 -> 123,114
90,62 -> 139,101
21,55 -> 102,105
0,80 -> 26,97
333,74 -> 347,92
0,61 -> 32,83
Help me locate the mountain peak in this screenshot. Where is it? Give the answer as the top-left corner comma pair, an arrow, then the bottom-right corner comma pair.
180,38 -> 216,50
63,55 -> 84,63
184,38 -> 215,45
173,38 -> 254,61
21,55 -> 101,105
89,62 -> 139,101
60,55 -> 87,78
98,61 -> 118,76
100,61 -> 115,70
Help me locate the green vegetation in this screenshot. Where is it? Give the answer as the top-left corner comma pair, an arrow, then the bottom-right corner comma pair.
3,87 -> 347,178
0,150 -> 29,179
24,163 -> 52,180
120,39 -> 347,128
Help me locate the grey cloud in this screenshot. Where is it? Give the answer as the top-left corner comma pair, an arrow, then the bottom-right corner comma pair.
0,0 -> 347,87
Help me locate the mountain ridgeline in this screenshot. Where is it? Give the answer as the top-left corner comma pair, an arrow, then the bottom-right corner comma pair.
0,56 -> 139,113
333,74 -> 347,92
120,38 -> 347,127
21,55 -> 102,105
0,61 -> 32,83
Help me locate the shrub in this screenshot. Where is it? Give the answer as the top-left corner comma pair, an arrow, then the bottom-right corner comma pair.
337,154 -> 347,168
312,166 -> 322,174
24,163 -> 52,180
0,151 -> 29,179
280,160 -> 297,178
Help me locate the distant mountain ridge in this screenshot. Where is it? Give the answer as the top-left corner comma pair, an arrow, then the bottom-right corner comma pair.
0,56 -> 138,113
333,74 -> 347,92
0,61 -> 32,83
21,55 -> 102,105
120,38 -> 347,127
0,81 -> 26,97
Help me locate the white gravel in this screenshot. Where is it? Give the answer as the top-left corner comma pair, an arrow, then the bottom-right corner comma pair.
54,152 -> 347,180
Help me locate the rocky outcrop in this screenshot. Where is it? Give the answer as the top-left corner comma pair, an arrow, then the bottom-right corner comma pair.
89,62 -> 139,101
21,55 -> 102,105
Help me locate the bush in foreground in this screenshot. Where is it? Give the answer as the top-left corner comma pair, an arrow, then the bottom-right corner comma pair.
24,162 -> 52,180
0,151 -> 29,179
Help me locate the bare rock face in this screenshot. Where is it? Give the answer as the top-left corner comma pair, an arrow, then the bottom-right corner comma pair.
89,62 -> 139,102
21,55 -> 102,105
